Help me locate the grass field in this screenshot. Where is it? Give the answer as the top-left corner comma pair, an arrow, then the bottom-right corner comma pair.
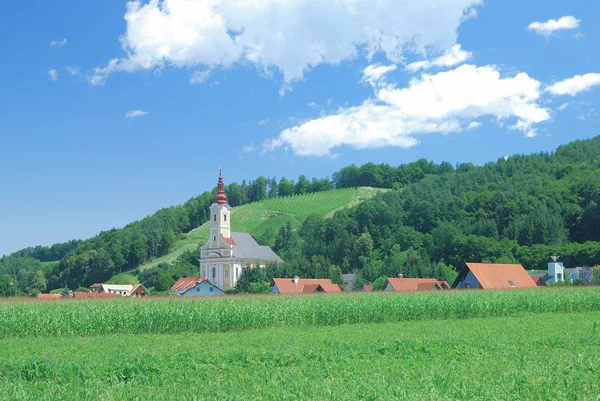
139,187 -> 382,270
1,309 -> 599,400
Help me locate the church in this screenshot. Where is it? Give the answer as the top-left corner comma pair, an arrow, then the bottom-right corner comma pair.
199,171 -> 283,289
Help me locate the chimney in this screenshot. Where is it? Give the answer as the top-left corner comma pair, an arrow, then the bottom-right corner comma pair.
293,276 -> 299,284
398,274 -> 404,279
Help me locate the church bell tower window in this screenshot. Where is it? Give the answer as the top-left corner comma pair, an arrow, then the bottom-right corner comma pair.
213,214 -> 217,222
224,214 -> 227,222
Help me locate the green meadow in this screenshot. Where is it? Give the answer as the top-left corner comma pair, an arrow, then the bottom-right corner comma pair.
139,187 -> 381,270
1,289 -> 600,400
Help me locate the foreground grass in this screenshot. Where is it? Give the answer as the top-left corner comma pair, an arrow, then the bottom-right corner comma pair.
139,187 -> 382,270
1,312 -> 599,400
1,288 -> 599,338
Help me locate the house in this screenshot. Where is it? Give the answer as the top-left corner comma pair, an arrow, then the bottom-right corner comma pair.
129,284 -> 150,297
271,277 -> 341,294
199,170 -> 284,289
566,266 -> 594,282
453,263 -> 538,289
93,283 -> 149,297
383,275 -> 450,292
170,276 -> 225,296
72,292 -> 116,299
342,273 -> 356,291
530,275 -> 547,287
362,284 -> 374,292
37,293 -> 62,300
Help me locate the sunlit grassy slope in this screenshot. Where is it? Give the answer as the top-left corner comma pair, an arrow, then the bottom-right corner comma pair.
139,187 -> 382,270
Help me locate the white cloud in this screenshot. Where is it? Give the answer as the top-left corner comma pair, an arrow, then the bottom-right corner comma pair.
528,16 -> 580,37
546,73 -> 600,96
242,143 -> 255,153
190,70 -> 211,84
361,64 -> 397,87
406,44 -> 472,72
65,66 -> 81,77
48,69 -> 58,81
126,110 -> 148,118
307,102 -> 318,108
264,64 -> 551,156
92,0 -> 481,86
50,38 -> 68,47
467,121 -> 481,130
557,102 -> 568,111
258,119 -> 269,125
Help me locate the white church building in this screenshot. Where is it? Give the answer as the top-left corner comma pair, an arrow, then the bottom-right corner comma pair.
199,171 -> 283,289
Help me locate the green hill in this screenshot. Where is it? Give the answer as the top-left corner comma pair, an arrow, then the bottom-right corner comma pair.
139,187 -> 382,270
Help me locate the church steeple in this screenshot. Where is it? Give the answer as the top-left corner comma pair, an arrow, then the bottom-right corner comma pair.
214,168 -> 227,206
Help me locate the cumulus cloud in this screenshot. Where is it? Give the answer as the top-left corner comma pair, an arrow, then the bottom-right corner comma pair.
467,121 -> 481,130
48,69 -> 58,81
50,38 -> 68,47
361,64 -> 397,87
126,110 -> 148,118
528,16 -> 580,37
91,0 -> 481,87
263,64 -> 551,157
546,73 -> 600,96
406,44 -> 472,72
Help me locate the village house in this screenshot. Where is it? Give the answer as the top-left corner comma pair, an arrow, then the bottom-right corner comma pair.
170,276 -> 224,296
362,284 -> 374,292
37,293 -> 62,300
383,275 -> 450,292
342,273 -> 356,291
199,170 -> 283,290
453,263 -> 538,289
271,277 -> 341,294
530,256 -> 593,285
72,292 -> 116,299
90,283 -> 150,297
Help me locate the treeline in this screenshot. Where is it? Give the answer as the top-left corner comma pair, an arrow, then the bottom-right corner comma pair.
3,135 -> 600,294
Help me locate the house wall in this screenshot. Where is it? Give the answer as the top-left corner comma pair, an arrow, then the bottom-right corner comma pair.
384,282 -> 394,291
272,284 -> 280,293
455,271 -> 480,289
183,282 -> 224,296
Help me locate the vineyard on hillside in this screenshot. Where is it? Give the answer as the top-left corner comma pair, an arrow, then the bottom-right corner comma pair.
140,187 -> 382,269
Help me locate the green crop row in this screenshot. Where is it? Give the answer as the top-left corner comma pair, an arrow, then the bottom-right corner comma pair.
0,288 -> 599,338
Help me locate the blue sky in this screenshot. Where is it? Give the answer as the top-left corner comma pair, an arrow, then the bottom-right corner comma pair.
1,0 -> 599,256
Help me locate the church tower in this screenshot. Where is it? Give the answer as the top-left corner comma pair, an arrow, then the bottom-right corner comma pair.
208,169 -> 231,248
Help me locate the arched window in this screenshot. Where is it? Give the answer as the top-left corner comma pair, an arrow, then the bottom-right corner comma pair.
212,267 -> 216,278
213,214 -> 217,222
213,236 -> 216,242
224,214 -> 227,222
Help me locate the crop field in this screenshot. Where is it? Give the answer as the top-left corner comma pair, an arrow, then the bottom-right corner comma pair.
140,187 -> 382,270
0,306 -> 599,400
1,288 -> 600,338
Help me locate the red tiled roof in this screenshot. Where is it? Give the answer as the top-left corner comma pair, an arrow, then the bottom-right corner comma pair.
465,263 -> 538,289
37,293 -> 62,299
363,284 -> 374,292
531,276 -> 547,287
272,278 -> 342,294
170,276 -> 210,293
89,283 -> 102,289
385,278 -> 450,292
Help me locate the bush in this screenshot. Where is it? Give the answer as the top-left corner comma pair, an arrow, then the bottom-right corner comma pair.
247,282 -> 272,294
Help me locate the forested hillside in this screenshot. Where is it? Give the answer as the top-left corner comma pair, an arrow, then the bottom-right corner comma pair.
2,135 -> 600,295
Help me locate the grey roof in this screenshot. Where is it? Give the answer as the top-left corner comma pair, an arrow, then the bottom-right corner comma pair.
231,232 -> 284,264
342,274 -> 356,281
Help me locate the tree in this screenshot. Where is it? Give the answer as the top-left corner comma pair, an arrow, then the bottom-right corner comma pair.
0,274 -> 12,297
247,282 -> 272,294
592,265 -> 600,286
328,265 -> 343,287
372,276 -> 387,291
295,175 -> 311,195
155,272 -> 176,292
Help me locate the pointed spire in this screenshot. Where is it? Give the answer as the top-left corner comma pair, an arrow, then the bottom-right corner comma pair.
214,167 -> 227,206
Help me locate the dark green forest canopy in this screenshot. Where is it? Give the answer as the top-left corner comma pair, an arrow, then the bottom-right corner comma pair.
3,135 -> 600,293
